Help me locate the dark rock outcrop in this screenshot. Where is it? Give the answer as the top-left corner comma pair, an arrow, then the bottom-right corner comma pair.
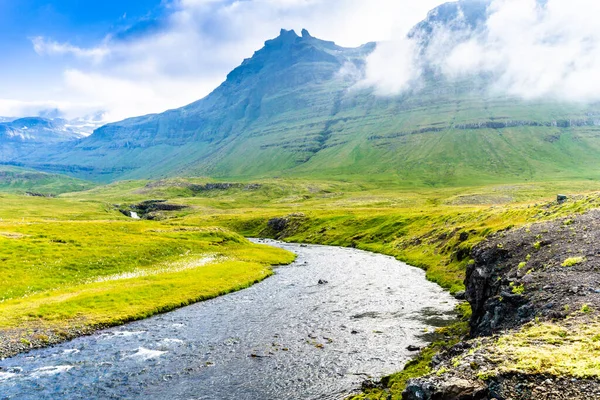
467,210 -> 600,336
267,218 -> 289,232
133,200 -> 188,213
264,213 -> 307,239
403,209 -> 600,399
404,376 -> 487,400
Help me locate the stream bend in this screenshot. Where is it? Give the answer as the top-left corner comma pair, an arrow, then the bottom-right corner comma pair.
0,240 -> 457,400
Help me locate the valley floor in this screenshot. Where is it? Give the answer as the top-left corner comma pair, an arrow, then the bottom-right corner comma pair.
1,178 -> 600,398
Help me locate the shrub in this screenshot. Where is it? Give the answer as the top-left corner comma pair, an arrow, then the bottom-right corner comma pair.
510,282 -> 525,295
581,304 -> 592,314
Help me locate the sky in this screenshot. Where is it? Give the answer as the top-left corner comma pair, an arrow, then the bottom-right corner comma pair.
0,0 -> 447,121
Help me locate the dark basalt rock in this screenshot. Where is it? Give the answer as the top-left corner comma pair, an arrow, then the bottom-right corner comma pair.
25,191 -> 55,198
264,213 -> 307,239
557,194 -> 568,204
454,291 -> 466,300
133,200 -> 188,213
403,376 -> 488,400
467,209 -> 600,336
267,218 -> 289,232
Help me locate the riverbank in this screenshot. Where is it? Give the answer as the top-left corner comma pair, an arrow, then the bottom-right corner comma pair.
400,209 -> 600,399
0,242 -> 457,399
0,222 -> 294,359
347,208 -> 600,399
197,195 -> 600,398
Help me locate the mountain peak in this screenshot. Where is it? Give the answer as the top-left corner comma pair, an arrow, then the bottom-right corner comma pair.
276,28 -> 299,41
270,28 -> 316,45
409,0 -> 490,39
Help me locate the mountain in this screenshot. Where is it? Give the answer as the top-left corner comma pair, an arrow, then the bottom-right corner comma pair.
0,117 -> 84,142
409,0 -> 489,39
11,1 -> 600,186
15,28 -> 376,181
0,115 -> 105,162
0,117 -> 84,161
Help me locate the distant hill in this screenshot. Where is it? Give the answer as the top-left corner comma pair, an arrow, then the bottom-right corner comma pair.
0,166 -> 95,195
11,0 -> 600,186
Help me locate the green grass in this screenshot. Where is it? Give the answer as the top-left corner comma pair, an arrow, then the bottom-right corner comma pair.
0,216 -> 294,342
0,166 -> 95,195
562,256 -> 585,267
486,319 -> 600,379
3,175 -> 600,391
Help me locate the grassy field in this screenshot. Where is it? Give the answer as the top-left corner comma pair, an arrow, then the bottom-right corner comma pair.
2,176 -> 600,394
0,205 -> 294,356
0,166 -> 95,195
18,177 -> 600,293
120,178 -> 600,293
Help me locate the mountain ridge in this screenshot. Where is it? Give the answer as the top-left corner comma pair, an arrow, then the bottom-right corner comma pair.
8,0 -> 600,186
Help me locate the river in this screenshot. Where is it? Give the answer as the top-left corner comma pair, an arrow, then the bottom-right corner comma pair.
0,240 -> 457,399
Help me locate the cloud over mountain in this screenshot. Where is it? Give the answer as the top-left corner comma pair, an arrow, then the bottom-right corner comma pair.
365,0 -> 600,103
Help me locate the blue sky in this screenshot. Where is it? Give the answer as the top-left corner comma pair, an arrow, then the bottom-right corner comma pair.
0,0 -> 446,121
0,1 -> 163,71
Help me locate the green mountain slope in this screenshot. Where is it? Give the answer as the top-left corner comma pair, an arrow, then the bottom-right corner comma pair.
0,166 -> 95,195
14,2 -> 600,186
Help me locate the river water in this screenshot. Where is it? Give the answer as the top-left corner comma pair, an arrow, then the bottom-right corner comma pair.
0,240 -> 457,400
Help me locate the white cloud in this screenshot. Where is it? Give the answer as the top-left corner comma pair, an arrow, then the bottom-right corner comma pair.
364,0 -> 600,103
32,37 -> 110,63
361,38 -> 421,96
10,0 -> 445,122
61,69 -> 220,121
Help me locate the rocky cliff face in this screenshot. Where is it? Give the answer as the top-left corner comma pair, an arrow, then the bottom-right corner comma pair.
467,210 -> 600,337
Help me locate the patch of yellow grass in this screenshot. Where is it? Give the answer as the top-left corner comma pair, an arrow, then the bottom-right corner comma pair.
492,319 -> 600,378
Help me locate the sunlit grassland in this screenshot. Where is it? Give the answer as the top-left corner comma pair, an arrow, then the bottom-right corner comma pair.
0,212 -> 294,352
2,176 -> 600,366
4,178 -> 599,300
153,179 -> 600,293
0,166 -> 96,195
0,221 -> 290,301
